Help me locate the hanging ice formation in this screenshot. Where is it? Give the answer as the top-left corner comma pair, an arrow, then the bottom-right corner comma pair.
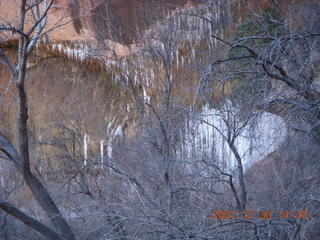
58,2 -> 242,169
84,133 -> 88,166
100,140 -> 104,164
181,104 -> 287,170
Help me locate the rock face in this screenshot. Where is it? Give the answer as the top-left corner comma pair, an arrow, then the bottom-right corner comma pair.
0,1 -> 206,140
0,51 -> 133,140
2,1 -> 319,239
69,0 -> 205,45
0,1 -> 210,141
0,0 -> 204,48
0,0 -> 295,49
0,0 -> 305,160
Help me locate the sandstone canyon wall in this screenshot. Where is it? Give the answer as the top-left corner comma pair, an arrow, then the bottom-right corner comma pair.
0,0 -> 311,171
0,0 -> 288,140
1,1 -> 320,239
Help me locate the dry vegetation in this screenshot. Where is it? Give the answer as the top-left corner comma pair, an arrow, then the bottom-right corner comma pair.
0,0 -> 320,239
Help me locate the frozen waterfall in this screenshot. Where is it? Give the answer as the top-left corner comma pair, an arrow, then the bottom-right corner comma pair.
182,105 -> 287,170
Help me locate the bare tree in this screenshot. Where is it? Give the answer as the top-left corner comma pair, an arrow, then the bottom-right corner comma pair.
202,1 -> 320,142
191,1 -> 320,239
1,0 -> 318,239
0,1 -> 76,239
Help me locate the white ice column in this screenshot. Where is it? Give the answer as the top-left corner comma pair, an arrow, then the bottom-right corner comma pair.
107,141 -> 112,159
100,140 -> 104,163
84,133 -> 88,166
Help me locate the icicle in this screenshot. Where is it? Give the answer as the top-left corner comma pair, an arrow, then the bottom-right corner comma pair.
151,68 -> 154,81
191,47 -> 195,59
114,125 -> 123,137
134,72 -> 137,84
143,87 -> 148,103
108,118 -> 115,131
107,141 -> 112,159
84,133 -> 88,166
100,140 -> 104,163
176,49 -> 179,66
